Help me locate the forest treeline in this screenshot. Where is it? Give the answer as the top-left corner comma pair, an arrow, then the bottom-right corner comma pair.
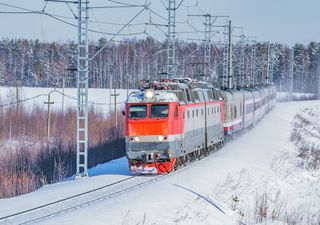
0,103 -> 124,198
0,38 -> 320,93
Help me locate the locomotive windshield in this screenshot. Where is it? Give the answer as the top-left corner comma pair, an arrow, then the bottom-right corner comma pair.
129,105 -> 147,118
151,104 -> 168,118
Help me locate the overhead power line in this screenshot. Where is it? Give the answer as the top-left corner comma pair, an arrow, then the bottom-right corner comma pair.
0,2 -> 147,36
90,5 -> 146,9
106,0 -> 146,8
0,89 -> 126,108
176,0 -> 184,10
90,2 -> 151,61
44,0 -> 78,3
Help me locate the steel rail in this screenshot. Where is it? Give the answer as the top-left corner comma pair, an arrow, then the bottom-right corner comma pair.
0,176 -> 135,223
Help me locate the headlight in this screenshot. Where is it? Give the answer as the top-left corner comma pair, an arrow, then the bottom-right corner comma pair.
134,136 -> 140,142
158,136 -> 164,141
145,89 -> 154,99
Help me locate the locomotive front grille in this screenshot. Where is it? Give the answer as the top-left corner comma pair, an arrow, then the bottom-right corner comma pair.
130,142 -> 169,152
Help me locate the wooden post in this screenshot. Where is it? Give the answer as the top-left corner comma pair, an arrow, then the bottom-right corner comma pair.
44,93 -> 54,143
62,76 -> 65,114
111,85 -> 119,127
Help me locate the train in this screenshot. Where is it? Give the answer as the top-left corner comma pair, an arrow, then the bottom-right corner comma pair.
123,78 -> 276,174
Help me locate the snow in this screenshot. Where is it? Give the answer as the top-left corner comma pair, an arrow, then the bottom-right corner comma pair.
277,92 -> 316,101
88,157 -> 131,177
291,105 -> 320,152
0,157 -> 131,217
0,87 -> 135,114
0,100 -> 320,225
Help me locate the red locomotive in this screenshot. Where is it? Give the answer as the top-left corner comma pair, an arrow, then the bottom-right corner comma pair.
124,78 -> 224,174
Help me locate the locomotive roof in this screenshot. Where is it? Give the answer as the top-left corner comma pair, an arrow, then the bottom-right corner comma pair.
127,90 -> 179,103
127,78 -> 217,104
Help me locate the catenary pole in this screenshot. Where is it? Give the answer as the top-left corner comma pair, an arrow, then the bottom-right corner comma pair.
76,0 -> 89,177
167,0 -> 176,78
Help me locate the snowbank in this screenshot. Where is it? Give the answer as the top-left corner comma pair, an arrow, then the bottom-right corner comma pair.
291,105 -> 320,155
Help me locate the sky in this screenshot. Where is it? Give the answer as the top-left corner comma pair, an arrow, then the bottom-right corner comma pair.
0,0 -> 319,46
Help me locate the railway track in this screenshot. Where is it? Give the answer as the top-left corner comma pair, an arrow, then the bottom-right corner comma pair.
0,176 -> 139,225
0,165 -> 190,225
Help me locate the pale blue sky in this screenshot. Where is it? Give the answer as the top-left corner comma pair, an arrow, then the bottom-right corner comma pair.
0,0 -> 319,46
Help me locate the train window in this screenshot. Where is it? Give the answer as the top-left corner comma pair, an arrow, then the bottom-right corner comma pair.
207,90 -> 214,101
129,105 -> 147,118
214,107 -> 216,114
176,91 -> 185,103
192,91 -> 200,102
192,110 -> 194,117
196,109 -> 199,117
218,107 -> 220,113
201,109 -> 203,116
151,104 -> 169,118
211,108 -> 213,114
187,110 -> 190,119
208,108 -> 209,115
183,112 -> 185,119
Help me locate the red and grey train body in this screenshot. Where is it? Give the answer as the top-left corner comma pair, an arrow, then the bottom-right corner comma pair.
124,79 -> 224,174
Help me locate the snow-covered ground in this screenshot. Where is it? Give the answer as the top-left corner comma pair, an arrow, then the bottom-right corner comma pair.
1,101 -> 320,225
291,105 -> 320,154
0,87 -> 135,114
277,92 -> 316,101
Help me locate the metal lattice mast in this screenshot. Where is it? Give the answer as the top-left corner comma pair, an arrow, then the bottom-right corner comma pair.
250,42 -> 256,87
76,0 -> 89,177
288,48 -> 294,100
222,21 -> 229,89
204,14 -> 212,80
266,42 -> 271,84
167,0 -> 176,79
269,46 -> 274,84
227,20 -> 233,89
239,34 -> 245,88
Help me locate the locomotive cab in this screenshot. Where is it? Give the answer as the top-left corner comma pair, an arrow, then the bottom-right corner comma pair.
125,88 -> 182,174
